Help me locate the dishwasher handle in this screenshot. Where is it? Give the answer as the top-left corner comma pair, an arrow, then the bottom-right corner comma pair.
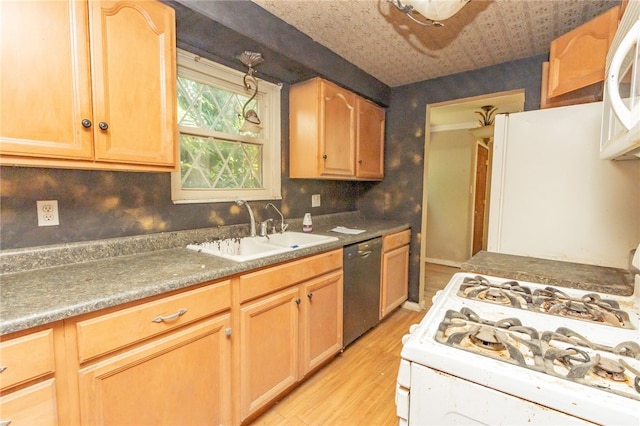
358,250 -> 372,258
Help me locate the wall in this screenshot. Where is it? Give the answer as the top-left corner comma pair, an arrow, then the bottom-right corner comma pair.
425,129 -> 474,265
360,54 -> 545,302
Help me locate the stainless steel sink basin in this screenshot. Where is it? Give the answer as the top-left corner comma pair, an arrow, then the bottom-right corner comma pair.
186,232 -> 338,262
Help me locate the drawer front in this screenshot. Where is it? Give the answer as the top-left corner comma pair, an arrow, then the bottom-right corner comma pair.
383,229 -> 411,252
0,329 -> 55,391
76,280 -> 231,362
0,379 -> 58,426
239,249 -> 342,303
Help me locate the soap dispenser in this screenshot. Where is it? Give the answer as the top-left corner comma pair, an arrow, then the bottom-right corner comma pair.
303,213 -> 312,233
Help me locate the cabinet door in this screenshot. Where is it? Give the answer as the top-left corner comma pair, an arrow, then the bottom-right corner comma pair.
301,270 -> 343,375
320,81 -> 356,177
0,379 -> 58,426
356,98 -> 385,179
239,287 -> 300,420
78,316 -> 232,426
89,0 -> 176,166
380,245 -> 409,319
0,0 -> 93,159
547,6 -> 619,98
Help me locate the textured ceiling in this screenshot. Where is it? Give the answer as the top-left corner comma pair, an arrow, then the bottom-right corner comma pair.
251,0 -> 621,87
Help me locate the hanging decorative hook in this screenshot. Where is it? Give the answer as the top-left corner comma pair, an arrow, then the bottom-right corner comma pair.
237,51 -> 264,134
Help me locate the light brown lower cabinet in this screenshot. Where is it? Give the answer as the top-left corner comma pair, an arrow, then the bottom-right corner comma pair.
77,315 -> 231,425
237,250 -> 343,422
0,325 -> 60,426
0,250 -> 344,425
380,230 -> 410,319
0,379 -> 58,426
239,286 -> 301,419
67,279 -> 233,425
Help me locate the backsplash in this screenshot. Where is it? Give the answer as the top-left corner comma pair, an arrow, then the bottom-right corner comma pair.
0,166 -> 369,250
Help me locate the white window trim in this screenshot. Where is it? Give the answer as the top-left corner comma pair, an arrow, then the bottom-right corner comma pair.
171,49 -> 282,204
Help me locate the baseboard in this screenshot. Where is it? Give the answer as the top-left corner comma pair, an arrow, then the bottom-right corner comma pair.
424,257 -> 463,268
402,301 -> 424,312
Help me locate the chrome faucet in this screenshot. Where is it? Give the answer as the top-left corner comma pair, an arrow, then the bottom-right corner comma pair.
259,218 -> 273,237
236,200 -> 256,237
265,202 -> 288,233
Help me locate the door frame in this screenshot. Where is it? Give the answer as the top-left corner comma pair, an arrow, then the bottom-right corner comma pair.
418,90 -> 524,308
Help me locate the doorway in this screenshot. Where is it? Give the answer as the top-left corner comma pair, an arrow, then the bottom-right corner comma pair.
417,90 -> 525,308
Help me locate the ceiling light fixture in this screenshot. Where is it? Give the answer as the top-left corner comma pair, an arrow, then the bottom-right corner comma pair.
469,105 -> 498,141
237,51 -> 264,134
387,0 -> 470,27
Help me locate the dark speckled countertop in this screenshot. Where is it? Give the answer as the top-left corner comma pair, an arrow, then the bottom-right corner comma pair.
0,211 -> 409,336
462,251 -> 635,296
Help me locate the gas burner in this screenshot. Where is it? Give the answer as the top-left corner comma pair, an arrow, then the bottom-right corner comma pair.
458,276 -> 634,329
594,358 -> 627,381
435,308 -> 640,401
469,327 -> 508,351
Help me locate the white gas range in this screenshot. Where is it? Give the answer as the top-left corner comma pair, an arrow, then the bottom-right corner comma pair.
396,250 -> 640,425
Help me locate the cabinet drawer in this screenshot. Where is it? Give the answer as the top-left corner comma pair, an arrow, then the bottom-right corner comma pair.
0,329 -> 55,391
239,249 -> 342,303
383,230 -> 411,252
0,379 -> 58,426
76,280 -> 231,362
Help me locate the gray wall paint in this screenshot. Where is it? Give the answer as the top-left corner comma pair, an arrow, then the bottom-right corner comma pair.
360,54 -> 546,302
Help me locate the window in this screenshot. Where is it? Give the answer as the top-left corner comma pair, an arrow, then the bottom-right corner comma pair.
171,49 -> 281,203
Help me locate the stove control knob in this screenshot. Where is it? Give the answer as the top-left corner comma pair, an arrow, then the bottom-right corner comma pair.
402,333 -> 411,344
409,324 -> 418,334
432,290 -> 443,304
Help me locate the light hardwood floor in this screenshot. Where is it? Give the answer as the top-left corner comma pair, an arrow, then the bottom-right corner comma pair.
423,262 -> 461,309
249,263 -> 459,426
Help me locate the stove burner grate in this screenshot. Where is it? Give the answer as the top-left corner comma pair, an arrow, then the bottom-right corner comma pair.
458,276 -> 633,329
435,308 -> 640,401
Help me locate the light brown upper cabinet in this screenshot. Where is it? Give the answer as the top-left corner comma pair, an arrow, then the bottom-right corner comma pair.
545,5 -> 620,100
290,78 -> 385,180
0,0 -> 177,172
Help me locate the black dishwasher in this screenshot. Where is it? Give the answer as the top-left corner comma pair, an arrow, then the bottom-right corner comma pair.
342,237 -> 382,347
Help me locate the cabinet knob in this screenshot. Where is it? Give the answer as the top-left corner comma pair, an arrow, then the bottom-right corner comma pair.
322,154 -> 328,159
225,328 -> 233,336
358,159 -> 363,164
307,293 -> 313,300
98,121 -> 109,131
81,119 -> 92,128
295,298 -> 301,305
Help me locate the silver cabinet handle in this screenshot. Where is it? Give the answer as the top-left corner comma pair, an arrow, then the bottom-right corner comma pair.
0,420 -> 12,426
151,308 -> 187,323
0,366 -> 7,373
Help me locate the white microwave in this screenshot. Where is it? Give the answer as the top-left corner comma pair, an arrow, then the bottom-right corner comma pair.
601,0 -> 640,160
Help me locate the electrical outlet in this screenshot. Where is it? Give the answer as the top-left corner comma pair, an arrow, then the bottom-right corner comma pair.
37,200 -> 60,226
312,194 -> 321,207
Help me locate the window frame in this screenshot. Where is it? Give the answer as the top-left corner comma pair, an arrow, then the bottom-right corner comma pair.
171,49 -> 282,204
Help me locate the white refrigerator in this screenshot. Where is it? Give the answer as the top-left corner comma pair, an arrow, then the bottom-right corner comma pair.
487,101 -> 640,269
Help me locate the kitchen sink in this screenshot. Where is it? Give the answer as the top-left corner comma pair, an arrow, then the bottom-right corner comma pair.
186,232 -> 338,262
266,231 -> 338,248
